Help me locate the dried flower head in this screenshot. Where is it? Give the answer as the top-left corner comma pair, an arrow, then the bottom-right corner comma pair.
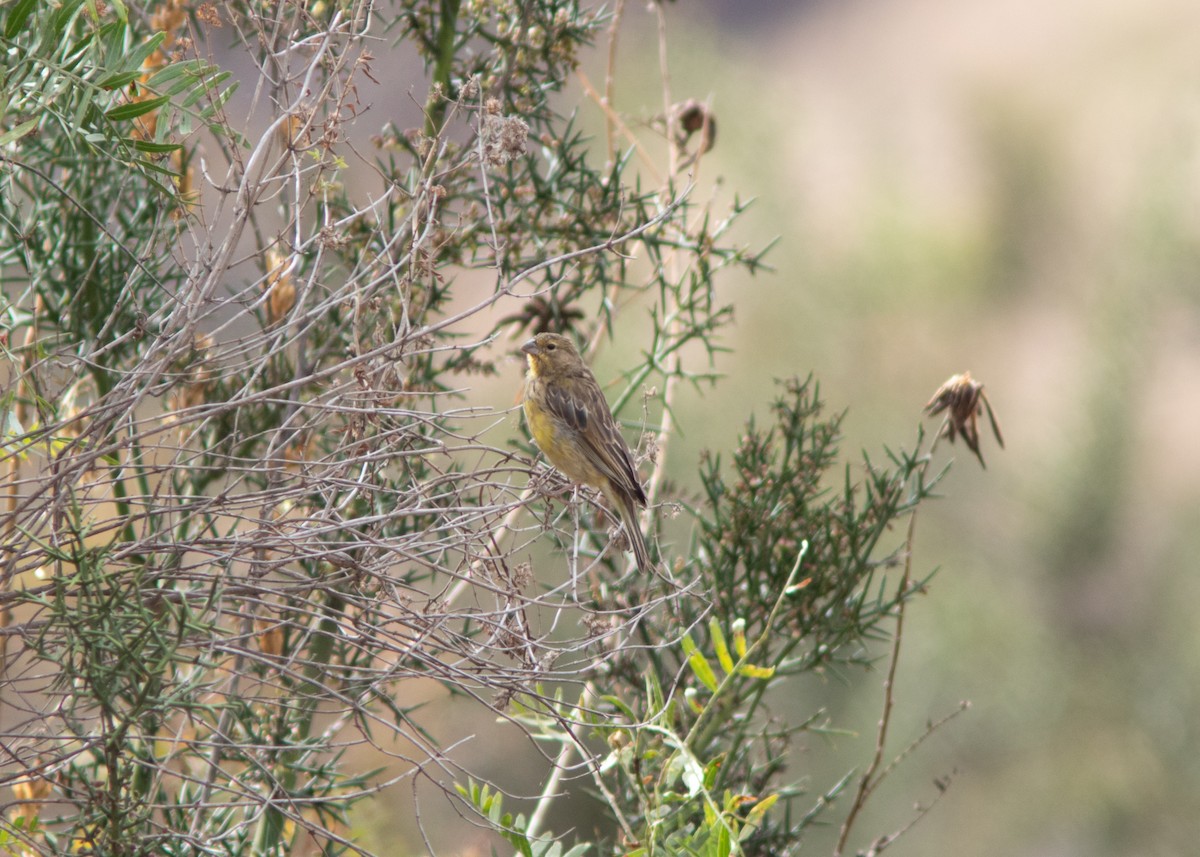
254,619 -> 284,658
924,371 -> 1005,468
263,248 -> 297,325
170,148 -> 198,217
196,2 -> 222,28
481,112 -> 529,167
277,109 -> 315,150
11,772 -> 53,822
150,0 -> 187,45
674,99 -> 717,154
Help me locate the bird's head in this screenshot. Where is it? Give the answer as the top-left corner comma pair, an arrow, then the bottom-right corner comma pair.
521,332 -> 583,376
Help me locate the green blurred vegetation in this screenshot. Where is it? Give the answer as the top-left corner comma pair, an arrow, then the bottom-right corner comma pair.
614,4 -> 1200,857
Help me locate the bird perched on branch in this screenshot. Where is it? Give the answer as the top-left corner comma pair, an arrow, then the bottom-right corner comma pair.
521,332 -> 652,574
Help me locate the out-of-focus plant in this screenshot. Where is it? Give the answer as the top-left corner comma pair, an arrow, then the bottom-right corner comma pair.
504,376 -> 956,856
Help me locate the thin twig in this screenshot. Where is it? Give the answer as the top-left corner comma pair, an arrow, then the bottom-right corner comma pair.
834,438 -> 940,856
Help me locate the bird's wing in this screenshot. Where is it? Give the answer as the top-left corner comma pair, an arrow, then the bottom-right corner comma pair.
542,377 -> 647,507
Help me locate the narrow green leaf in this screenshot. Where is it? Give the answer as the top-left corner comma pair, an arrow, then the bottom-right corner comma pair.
731,618 -> 747,657
121,32 -> 167,76
105,95 -> 167,121
133,140 -> 181,154
211,81 -> 238,110
682,634 -> 719,693
736,663 -> 775,679
702,756 -> 723,790
147,61 -> 200,94
180,83 -> 210,110
98,20 -> 126,62
49,0 -> 87,42
127,168 -> 176,198
716,823 -> 731,857
0,118 -> 38,147
130,155 -> 177,177
739,793 -> 778,839
504,821 -> 533,857
184,75 -> 237,111
709,617 -> 735,676
4,0 -> 38,39
96,70 -> 142,90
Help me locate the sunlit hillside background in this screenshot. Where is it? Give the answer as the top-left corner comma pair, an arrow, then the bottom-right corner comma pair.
260,1 -> 1198,854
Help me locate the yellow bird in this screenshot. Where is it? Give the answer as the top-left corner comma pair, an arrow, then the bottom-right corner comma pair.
521,333 -> 652,574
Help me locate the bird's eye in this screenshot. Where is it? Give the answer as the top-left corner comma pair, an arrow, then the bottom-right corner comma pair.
545,342 -> 556,350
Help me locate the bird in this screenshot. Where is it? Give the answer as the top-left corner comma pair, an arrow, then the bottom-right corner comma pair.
521,332 -> 652,574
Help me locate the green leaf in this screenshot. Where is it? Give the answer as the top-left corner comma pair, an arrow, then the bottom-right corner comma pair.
4,0 -> 38,39
738,793 -> 778,840
731,618 -> 747,657
682,634 -> 719,693
132,140 -> 181,155
736,663 -> 776,680
130,155 -> 178,177
715,823 -> 731,857
709,617 -> 735,676
121,32 -> 167,76
702,756 -> 723,790
96,70 -> 142,90
185,75 -> 237,111
105,95 -> 168,122
98,20 -> 127,63
49,0 -> 87,42
508,831 -> 533,857
147,61 -> 202,95
0,118 -> 39,147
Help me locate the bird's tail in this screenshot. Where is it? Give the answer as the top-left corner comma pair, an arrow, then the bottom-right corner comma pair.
616,493 -> 653,575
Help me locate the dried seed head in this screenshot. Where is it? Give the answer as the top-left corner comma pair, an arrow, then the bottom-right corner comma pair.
150,0 -> 187,44
255,619 -> 284,657
170,148 -> 198,217
924,371 -> 1005,468
481,113 -> 529,167
277,112 -> 308,149
196,2 -> 222,28
264,248 -> 297,325
11,773 -> 53,822
674,99 -> 717,153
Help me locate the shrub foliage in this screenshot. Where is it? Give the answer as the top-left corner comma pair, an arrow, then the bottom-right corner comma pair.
0,2 -> 949,855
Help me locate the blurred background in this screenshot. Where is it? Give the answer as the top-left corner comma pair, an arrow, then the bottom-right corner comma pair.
345,0 -> 1200,854
656,0 -> 1200,855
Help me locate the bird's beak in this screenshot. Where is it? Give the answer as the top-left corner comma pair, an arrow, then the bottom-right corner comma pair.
520,338 -> 539,356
